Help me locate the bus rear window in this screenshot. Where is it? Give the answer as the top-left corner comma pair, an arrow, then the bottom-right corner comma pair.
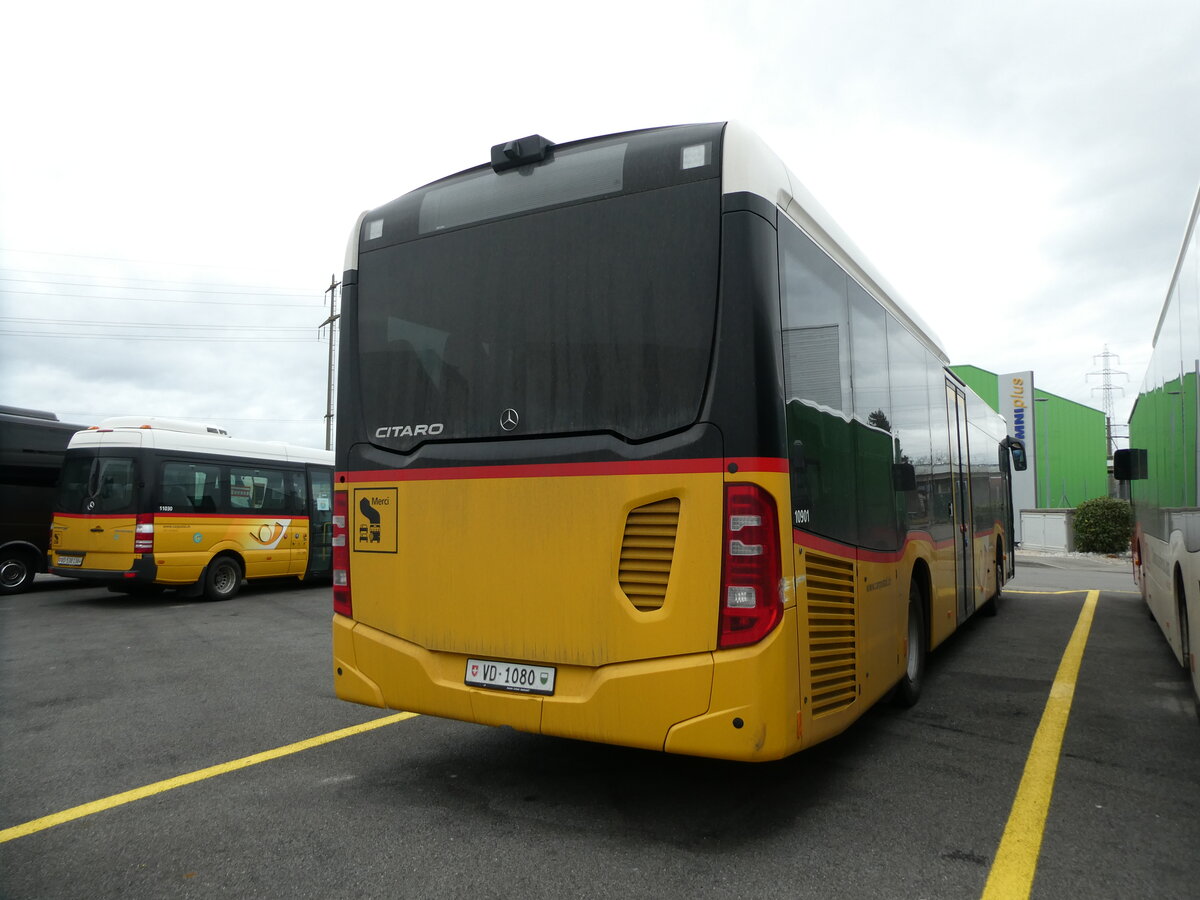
56,455 -> 137,515
416,142 -> 627,234
357,180 -> 720,450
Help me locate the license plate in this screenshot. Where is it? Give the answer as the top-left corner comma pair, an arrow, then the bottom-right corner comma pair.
465,658 -> 556,696
57,555 -> 84,567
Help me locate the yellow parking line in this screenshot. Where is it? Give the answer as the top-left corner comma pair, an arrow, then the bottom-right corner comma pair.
1006,589 -> 1139,597
0,711 -> 417,843
1005,588 -> 1139,597
981,590 -> 1099,900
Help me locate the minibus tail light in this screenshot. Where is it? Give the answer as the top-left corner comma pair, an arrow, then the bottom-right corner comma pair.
332,490 -> 352,617
718,483 -> 783,649
134,514 -> 154,554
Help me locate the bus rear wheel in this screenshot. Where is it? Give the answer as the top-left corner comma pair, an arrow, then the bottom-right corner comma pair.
1177,568 -> 1191,673
203,555 -> 243,602
0,548 -> 36,595
982,541 -> 1004,617
895,581 -> 927,708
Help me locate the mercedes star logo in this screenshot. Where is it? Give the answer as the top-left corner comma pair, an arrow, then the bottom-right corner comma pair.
500,408 -> 520,432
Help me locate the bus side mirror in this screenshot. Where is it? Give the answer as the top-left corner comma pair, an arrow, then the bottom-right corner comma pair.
1006,438 -> 1028,472
1113,448 -> 1147,481
892,462 -> 917,492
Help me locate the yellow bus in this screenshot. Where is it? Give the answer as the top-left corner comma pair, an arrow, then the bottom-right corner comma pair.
48,417 -> 333,600
331,123 -> 1026,760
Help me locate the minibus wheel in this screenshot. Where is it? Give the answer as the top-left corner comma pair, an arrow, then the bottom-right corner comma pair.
203,555 -> 243,602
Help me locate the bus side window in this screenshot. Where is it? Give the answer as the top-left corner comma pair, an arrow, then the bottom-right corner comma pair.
198,488 -> 218,513
162,484 -> 192,511
228,467 -> 289,513
287,471 -> 307,515
892,462 -> 917,492
261,470 -> 288,513
789,440 -> 812,514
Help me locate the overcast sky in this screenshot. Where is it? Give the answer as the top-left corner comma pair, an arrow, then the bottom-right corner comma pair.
2,0 -> 1197,449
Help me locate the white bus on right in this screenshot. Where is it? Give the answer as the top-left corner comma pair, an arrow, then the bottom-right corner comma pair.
1118,184 -> 1200,712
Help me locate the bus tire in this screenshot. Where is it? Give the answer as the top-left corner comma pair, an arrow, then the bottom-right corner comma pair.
0,547 -> 36,595
895,581 -> 927,708
203,555 -> 243,602
1177,567 -> 1191,674
982,542 -> 1004,617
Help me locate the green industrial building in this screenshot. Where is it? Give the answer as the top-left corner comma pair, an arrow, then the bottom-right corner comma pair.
951,365 -> 1110,509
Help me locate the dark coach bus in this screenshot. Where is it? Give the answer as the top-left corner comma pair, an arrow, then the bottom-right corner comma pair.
0,406 -> 83,594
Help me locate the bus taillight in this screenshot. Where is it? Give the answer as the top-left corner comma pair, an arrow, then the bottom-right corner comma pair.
718,483 -> 783,649
332,490 -> 352,617
134,514 -> 154,554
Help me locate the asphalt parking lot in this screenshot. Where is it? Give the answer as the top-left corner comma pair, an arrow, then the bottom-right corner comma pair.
1,555 -> 1197,899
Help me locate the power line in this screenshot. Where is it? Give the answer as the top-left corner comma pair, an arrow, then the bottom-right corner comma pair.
0,330 -> 319,343
0,288 -> 321,309
0,316 -> 315,332
2,266 -> 314,293
1087,344 -> 1129,457
0,246 -> 320,283
321,274 -> 341,450
0,276 -> 316,298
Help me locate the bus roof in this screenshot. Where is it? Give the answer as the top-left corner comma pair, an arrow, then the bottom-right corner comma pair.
95,416 -> 231,436
0,407 -> 86,467
345,122 -> 949,364
1150,182 -> 1200,350
68,418 -> 332,466
0,405 -> 66,423
721,121 -> 948,363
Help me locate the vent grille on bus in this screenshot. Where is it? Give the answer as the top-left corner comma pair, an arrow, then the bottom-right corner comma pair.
618,498 -> 681,612
806,551 -> 858,717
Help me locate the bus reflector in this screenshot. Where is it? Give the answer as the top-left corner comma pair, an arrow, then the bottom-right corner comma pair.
134,514 -> 154,554
332,491 -> 352,617
718,483 -> 782,649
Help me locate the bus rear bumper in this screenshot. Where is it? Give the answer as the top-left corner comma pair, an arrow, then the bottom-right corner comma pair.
332,608 -> 801,761
47,559 -> 158,584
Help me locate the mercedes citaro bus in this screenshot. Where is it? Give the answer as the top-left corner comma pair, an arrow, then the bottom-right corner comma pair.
331,123 -> 1025,760
48,418 -> 333,600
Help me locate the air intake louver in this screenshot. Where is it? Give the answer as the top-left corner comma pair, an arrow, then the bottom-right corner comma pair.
619,498 -> 681,611
806,551 -> 858,716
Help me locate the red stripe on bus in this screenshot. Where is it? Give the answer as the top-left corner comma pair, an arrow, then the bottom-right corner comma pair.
339,457 -> 788,483
152,513 -> 311,520
56,513 -> 310,521
729,457 -> 789,473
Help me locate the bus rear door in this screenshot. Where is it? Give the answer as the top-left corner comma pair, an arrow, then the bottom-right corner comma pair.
305,465 -> 333,579
945,380 -> 975,625
50,453 -> 140,575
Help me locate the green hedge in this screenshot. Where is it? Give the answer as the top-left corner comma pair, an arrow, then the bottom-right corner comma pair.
1074,497 -> 1133,553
